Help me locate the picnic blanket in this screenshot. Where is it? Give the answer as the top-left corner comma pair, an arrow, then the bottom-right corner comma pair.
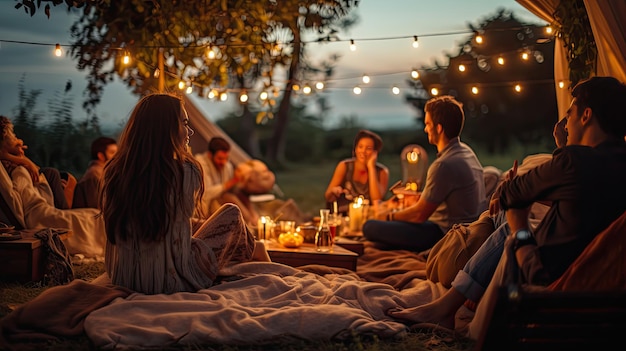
1,243 -> 452,350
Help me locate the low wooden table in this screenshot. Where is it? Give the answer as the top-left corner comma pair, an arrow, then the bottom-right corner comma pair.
265,241 -> 359,271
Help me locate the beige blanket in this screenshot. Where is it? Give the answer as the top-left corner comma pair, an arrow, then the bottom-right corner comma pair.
84,261 -> 448,349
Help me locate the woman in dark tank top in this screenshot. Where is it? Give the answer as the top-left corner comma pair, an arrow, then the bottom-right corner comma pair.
324,130 -> 389,214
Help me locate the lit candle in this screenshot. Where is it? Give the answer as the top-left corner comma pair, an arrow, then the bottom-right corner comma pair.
333,201 -> 338,214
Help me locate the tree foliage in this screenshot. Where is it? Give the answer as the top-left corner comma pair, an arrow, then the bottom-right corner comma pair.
16,0 -> 359,165
406,11 -> 558,154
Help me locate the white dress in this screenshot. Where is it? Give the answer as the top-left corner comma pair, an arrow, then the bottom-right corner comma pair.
105,163 -> 255,294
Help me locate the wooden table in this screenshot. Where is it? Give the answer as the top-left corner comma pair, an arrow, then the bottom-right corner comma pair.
265,241 -> 359,271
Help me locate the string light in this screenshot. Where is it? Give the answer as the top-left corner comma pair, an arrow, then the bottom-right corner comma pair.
471,86 -> 479,94
411,69 -> 419,79
514,84 -> 522,92
220,92 -> 228,101
412,35 -> 419,48
353,86 -> 362,95
54,43 -> 62,57
259,90 -> 269,100
239,91 -> 249,103
207,46 -> 216,59
497,56 -> 505,65
122,50 -> 131,65
177,80 -> 186,90
558,81 -> 565,89
521,51 -> 529,60
545,25 -> 553,35
207,89 -> 217,99
185,85 -> 193,94
302,85 -> 312,94
362,74 -> 370,84
430,87 -> 439,96
392,86 -> 400,95
458,64 -> 466,72
315,81 -> 325,90
474,32 -> 483,44
349,39 -> 356,51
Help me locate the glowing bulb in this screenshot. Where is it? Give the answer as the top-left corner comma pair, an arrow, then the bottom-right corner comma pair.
292,84 -> 300,91
521,52 -> 529,60
315,82 -> 324,90
362,75 -> 370,84
458,64 -> 466,72
208,90 -> 217,99
220,92 -> 228,101
411,69 -> 419,79
54,43 -> 62,57
207,47 -> 216,59
497,56 -> 505,65
471,86 -> 479,95
475,34 -> 483,44
303,85 -> 312,94
353,86 -> 362,95
430,87 -> 439,96
122,51 -> 130,65
240,92 -> 249,103
259,91 -> 268,100
412,35 -> 419,48
558,81 -> 565,89
545,26 -> 553,35
178,81 -> 186,90
349,39 -> 356,52
153,68 -> 160,78
185,86 -> 193,94
392,86 -> 400,95
514,84 -> 522,92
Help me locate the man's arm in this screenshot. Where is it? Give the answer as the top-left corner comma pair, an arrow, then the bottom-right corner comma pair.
389,196 -> 438,223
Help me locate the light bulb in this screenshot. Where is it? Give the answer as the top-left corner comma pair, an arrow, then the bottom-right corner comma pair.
471,86 -> 479,95
315,82 -> 324,90
353,86 -> 361,95
392,86 -> 400,95
362,75 -> 370,84
240,92 -> 249,103
208,90 -> 217,99
430,87 -> 439,96
558,81 -> 565,89
122,51 -> 130,65
411,70 -> 419,79
185,86 -> 193,94
349,39 -> 356,52
54,43 -> 62,57
412,36 -> 419,48
497,56 -> 505,65
220,92 -> 228,101
303,85 -> 312,94
514,84 -> 522,92
259,91 -> 268,100
475,33 -> 483,44
178,81 -> 186,90
458,64 -> 466,72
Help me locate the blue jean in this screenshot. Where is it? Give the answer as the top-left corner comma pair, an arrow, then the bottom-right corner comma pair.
451,211 -> 510,302
362,219 -> 444,252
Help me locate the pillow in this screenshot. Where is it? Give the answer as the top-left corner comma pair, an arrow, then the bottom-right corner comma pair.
235,160 -> 276,195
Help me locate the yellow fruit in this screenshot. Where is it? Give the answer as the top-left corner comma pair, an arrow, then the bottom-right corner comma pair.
278,232 -> 304,248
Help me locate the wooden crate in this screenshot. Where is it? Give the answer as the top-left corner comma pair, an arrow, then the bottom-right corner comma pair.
265,242 -> 358,271
0,235 -> 44,283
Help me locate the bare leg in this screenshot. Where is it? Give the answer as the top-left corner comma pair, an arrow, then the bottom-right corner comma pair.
252,240 -> 271,262
387,287 -> 467,330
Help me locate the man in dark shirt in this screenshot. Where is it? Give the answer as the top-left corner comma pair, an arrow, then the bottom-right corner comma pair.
387,76 -> 626,329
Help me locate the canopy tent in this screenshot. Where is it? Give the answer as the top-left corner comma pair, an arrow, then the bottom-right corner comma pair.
183,95 -> 251,165
516,0 -> 626,118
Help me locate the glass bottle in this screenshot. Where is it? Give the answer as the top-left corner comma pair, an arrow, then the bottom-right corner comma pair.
315,209 -> 333,252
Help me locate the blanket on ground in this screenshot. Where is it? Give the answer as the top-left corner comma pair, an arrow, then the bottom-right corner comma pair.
1,244 -> 451,350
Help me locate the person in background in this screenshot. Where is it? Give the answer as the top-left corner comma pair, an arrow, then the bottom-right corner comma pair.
0,115 -> 71,209
388,76 -> 626,331
101,93 -> 270,295
325,129 -> 390,214
194,137 -> 259,224
72,136 -> 118,209
362,95 -> 486,252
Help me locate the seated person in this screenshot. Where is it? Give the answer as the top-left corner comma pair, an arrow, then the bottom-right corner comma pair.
102,93 -> 270,294
73,136 -> 117,209
0,116 -> 71,209
324,129 -> 389,214
0,116 -> 106,258
194,137 -> 259,224
362,96 -> 487,252
387,76 -> 626,332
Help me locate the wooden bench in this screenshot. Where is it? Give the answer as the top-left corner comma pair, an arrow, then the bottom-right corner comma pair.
475,284 -> 626,351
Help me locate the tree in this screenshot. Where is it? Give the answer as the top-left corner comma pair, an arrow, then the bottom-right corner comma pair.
406,10 -> 558,154
16,0 -> 359,165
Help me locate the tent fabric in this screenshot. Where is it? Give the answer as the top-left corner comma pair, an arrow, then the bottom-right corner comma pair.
583,0 -> 626,83
183,95 -> 251,165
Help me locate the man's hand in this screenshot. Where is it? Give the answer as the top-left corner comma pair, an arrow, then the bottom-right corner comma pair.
489,159 -> 518,216
553,118 -> 567,148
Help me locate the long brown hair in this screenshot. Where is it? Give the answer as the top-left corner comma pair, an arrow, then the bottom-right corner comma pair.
100,93 -> 203,244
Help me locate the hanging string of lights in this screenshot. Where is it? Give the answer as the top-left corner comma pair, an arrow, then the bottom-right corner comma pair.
0,24 -> 561,104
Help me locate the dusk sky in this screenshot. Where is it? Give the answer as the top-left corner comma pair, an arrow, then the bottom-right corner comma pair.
0,1 -> 545,133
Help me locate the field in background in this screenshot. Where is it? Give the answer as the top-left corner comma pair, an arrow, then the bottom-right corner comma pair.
273,146 -> 545,217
